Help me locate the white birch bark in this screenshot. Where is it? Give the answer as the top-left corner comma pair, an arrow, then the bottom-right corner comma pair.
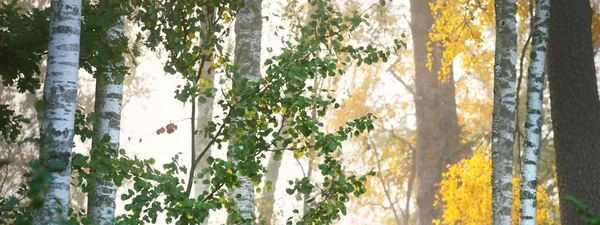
191,7 -> 218,225
491,0 -> 518,224
229,0 -> 262,223
260,151 -> 282,223
518,0 -> 549,224
259,116 -> 290,224
192,65 -> 215,225
33,0 -> 82,224
87,16 -> 126,225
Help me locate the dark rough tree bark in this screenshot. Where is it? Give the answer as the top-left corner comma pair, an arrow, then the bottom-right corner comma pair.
409,0 -> 461,224
547,0 -> 600,224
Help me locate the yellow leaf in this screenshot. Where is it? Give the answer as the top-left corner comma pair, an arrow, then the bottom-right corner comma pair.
400,102 -> 408,110
293,149 -> 303,159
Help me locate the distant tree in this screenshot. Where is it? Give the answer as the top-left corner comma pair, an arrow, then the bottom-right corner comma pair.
409,0 -> 462,223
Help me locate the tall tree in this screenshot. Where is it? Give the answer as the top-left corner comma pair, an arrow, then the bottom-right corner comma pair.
518,0 -> 549,224
33,0 -> 82,224
491,0 -> 518,224
409,0 -> 461,224
87,16 -> 126,225
547,0 -> 600,224
229,0 -> 262,223
192,6 -> 217,225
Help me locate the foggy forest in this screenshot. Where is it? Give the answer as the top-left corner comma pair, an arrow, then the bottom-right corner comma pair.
1,0 -> 599,224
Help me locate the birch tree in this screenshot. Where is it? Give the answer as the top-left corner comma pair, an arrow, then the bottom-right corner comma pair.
491,0 -> 518,224
518,0 -> 549,224
33,0 -> 82,224
86,16 -> 126,225
547,0 -> 600,224
259,116 -> 288,224
229,0 -> 262,223
192,6 -> 217,225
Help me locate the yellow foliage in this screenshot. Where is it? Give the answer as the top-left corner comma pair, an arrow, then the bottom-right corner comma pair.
591,1 -> 600,53
428,0 -> 494,80
434,148 -> 559,225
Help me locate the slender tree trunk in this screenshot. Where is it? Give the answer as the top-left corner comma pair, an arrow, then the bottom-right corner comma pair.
258,115 -> 291,224
260,153 -> 282,224
259,131 -> 285,224
192,7 -> 217,225
33,0 -> 82,224
404,146 -> 416,225
86,17 -> 125,225
409,0 -> 461,224
547,0 -> 600,224
491,0 -> 518,224
518,0 -> 549,224
192,70 -> 215,225
229,0 -> 262,223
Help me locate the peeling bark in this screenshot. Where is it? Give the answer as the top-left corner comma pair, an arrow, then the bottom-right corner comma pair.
491,0 -> 518,224
518,0 -> 549,224
33,0 -> 82,224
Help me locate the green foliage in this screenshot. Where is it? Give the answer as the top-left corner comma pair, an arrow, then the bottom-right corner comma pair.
0,0 -> 48,93
0,1 -> 47,143
1,0 -> 398,224
0,105 -> 29,142
0,159 -> 51,225
80,0 -> 136,82
565,196 -> 600,225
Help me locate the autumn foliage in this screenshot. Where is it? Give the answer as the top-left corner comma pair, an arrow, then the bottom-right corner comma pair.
434,148 -> 560,225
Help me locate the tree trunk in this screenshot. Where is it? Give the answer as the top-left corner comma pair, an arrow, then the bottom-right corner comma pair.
547,0 -> 600,224
409,1 -> 461,224
491,0 -> 518,224
518,0 -> 549,224
86,17 -> 125,225
259,144 -> 283,224
33,0 -> 81,224
229,0 -> 262,223
192,7 -> 217,225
